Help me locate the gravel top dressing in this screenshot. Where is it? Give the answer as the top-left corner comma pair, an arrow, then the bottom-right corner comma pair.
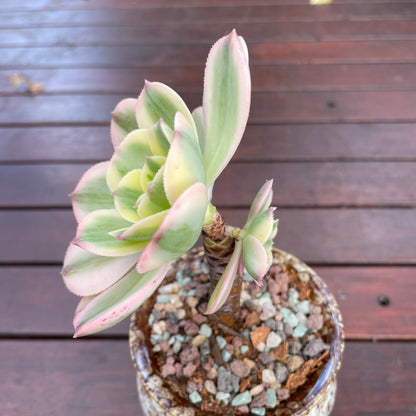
146,250 -> 332,415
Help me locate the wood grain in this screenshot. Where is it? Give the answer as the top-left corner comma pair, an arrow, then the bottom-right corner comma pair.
3,42 -> 416,68
1,265 -> 415,339
2,124 -> 416,162
4,63 -> 416,94
3,91 -> 416,124
0,340 -> 415,416
3,20 -> 416,47
1,209 -> 414,264
1,162 -> 415,208
3,4 -> 416,27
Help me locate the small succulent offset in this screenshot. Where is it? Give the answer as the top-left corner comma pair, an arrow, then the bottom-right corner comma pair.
62,30 -> 278,337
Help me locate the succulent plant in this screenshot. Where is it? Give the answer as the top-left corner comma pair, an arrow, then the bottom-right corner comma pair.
62,30 -> 277,337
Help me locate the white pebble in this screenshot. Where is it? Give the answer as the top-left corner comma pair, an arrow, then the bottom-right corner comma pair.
262,369 -> 277,384
266,332 -> 283,349
256,342 -> 266,352
153,320 -> 166,335
204,380 -> 217,395
177,309 -> 186,320
159,282 -> 180,294
250,385 -> 264,396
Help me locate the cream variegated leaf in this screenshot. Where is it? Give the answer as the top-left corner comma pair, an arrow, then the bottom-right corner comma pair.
110,98 -> 139,147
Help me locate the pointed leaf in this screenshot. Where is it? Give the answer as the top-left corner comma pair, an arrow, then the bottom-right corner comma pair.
136,81 -> 196,136
192,106 -> 205,153
247,208 -> 275,244
137,165 -> 170,218
110,98 -> 139,147
164,131 -> 206,205
107,129 -> 152,192
140,155 -> 165,192
73,263 -> 170,337
247,179 -> 273,223
62,244 -> 140,296
111,210 -> 168,242
242,234 -> 269,282
74,209 -> 148,257
203,30 -> 251,186
174,111 -> 198,145
137,182 -> 208,273
113,169 -> 144,223
148,119 -> 173,157
71,161 -> 114,223
205,239 -> 243,314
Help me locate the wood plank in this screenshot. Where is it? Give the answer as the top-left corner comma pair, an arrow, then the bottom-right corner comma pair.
0,340 -> 415,416
3,91 -> 416,124
1,209 -> 414,264
3,20 -> 416,47
2,124 -> 416,162
1,265 -> 415,339
3,42 -> 416,68
4,63 -> 416,94
1,162 -> 415,208
3,4 -> 416,27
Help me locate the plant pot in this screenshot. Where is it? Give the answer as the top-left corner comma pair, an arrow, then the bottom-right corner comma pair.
129,247 -> 344,416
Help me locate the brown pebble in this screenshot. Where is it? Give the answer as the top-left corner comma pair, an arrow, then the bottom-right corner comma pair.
239,377 -> 251,393
287,355 -> 304,373
271,341 -> 288,363
250,326 -> 271,349
246,311 -> 261,328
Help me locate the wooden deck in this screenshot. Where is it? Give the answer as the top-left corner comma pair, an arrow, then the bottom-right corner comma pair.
1,1 -> 415,415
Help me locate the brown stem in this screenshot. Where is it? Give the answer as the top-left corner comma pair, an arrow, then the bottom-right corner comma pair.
202,210 -> 242,329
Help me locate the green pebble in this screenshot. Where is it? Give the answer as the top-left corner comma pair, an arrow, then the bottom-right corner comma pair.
150,334 -> 161,345
162,331 -> 170,341
240,345 -> 249,354
222,349 -> 232,363
280,307 -> 290,319
199,323 -> 213,338
216,392 -> 231,404
267,388 -> 277,408
293,324 -> 308,338
189,391 -> 202,404
243,272 -> 252,282
201,263 -> 209,274
186,289 -> 196,297
181,277 -> 192,287
231,391 -> 252,406
172,339 -> 182,354
175,334 -> 186,343
156,294 -> 170,304
216,335 -> 227,350
251,407 -> 266,416
296,300 -> 310,315
148,314 -> 155,326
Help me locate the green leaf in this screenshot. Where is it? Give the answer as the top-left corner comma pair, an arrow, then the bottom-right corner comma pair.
137,182 -> 208,272
74,209 -> 148,257
148,119 -> 173,157
110,98 -> 139,147
111,210 -> 168,242
73,263 -> 170,337
164,130 -> 206,205
246,208 -> 275,244
242,234 -> 269,282
71,161 -> 115,223
205,239 -> 243,315
136,81 -> 196,136
192,106 -> 205,153
107,129 -> 152,192
113,169 -> 144,223
62,244 -> 140,296
140,156 -> 165,192
203,30 -> 251,187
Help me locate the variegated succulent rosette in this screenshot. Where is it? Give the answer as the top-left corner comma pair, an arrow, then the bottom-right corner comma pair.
62,30 -> 278,337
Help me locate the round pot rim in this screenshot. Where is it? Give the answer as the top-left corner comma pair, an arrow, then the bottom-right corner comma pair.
129,246 -> 345,415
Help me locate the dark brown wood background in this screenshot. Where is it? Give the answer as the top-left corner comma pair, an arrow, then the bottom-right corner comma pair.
1,1 -> 415,415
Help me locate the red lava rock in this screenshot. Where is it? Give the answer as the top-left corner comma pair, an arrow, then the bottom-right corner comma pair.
175,363 -> 183,378
166,323 -> 179,334
267,277 -> 281,305
183,362 -> 197,378
277,388 -> 290,401
180,344 -> 199,365
195,284 -> 209,298
250,391 -> 268,408
250,326 -> 271,349
193,313 -> 207,325
240,309 -> 248,320
203,362 -> 213,372
232,336 -> 243,349
249,283 -> 261,296
270,264 -> 282,276
229,360 -> 250,378
160,341 -> 170,353
238,405 -> 250,413
161,361 -> 176,378
184,321 -> 199,336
